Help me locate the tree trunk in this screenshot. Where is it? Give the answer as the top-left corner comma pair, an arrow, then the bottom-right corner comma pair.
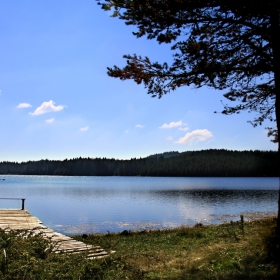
270,9 -> 280,273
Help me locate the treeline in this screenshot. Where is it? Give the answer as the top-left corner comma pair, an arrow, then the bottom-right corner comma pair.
0,149 -> 278,177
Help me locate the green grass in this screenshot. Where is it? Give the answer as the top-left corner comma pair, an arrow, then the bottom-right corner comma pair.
0,218 -> 279,279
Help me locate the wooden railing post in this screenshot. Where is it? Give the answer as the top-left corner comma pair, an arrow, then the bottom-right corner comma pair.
21,199 -> 25,210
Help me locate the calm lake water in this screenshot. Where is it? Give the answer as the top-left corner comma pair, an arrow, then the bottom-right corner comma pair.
0,175 -> 278,235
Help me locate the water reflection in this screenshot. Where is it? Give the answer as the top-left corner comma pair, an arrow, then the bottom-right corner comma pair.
149,189 -> 277,203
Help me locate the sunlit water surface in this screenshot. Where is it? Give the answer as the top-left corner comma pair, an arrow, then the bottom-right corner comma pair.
0,175 -> 278,234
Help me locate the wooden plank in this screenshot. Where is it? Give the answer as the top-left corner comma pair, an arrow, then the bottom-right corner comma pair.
0,214 -> 32,218
26,229 -> 56,235
55,244 -> 96,249
0,218 -> 42,223
54,244 -> 93,249
0,223 -> 44,228
54,248 -> 107,254
0,213 -> 32,217
0,214 -> 39,218
0,210 -> 30,215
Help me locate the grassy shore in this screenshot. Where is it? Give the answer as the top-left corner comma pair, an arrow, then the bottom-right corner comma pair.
0,217 -> 279,279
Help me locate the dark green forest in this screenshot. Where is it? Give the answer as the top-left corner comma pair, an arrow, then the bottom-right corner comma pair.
0,149 -> 277,177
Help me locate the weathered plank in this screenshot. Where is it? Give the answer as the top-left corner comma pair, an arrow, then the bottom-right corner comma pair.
0,210 -> 31,215
0,209 -> 109,259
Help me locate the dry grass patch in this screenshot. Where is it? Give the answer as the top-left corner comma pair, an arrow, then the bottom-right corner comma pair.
74,217 -> 279,279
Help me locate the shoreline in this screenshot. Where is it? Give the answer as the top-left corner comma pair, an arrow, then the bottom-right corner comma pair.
58,211 -> 278,236
218,211 -> 277,222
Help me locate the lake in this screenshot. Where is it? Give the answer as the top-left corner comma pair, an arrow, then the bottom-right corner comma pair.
0,175 -> 278,235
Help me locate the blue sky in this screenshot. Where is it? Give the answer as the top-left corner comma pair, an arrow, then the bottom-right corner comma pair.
0,0 -> 276,162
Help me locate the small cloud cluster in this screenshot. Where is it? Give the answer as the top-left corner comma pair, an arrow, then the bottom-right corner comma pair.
80,126 -> 89,132
135,124 -> 144,128
175,129 -> 213,145
160,120 -> 213,145
45,118 -> 54,124
16,100 -> 92,133
16,100 -> 64,116
29,100 -> 64,116
159,120 -> 186,129
16,103 -> 32,109
16,100 -> 66,124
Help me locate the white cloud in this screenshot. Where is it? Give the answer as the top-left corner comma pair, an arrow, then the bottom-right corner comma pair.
16,103 -> 32,109
167,136 -> 173,141
175,129 -> 213,145
159,120 -> 184,129
135,124 -> 144,128
80,126 -> 89,132
45,118 -> 54,124
179,127 -> 189,131
29,100 -> 64,116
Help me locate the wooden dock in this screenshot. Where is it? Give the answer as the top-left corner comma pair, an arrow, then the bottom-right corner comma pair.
0,209 -> 109,259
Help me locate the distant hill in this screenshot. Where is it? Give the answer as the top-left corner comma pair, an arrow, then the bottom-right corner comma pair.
146,151 -> 180,159
0,149 -> 278,177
